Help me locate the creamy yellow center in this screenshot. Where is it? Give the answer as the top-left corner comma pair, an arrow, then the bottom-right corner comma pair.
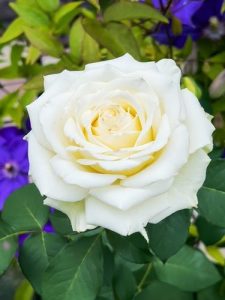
91,104 -> 141,150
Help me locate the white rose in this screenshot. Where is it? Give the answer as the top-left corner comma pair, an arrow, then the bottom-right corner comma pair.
27,54 -> 214,236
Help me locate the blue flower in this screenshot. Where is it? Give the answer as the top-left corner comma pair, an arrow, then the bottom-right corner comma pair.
0,126 -> 29,209
152,0 -> 224,47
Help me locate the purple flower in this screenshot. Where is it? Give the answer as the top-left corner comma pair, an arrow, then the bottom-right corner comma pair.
0,126 -> 29,209
152,0 -> 224,47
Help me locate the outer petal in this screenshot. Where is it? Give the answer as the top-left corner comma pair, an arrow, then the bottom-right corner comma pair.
27,71 -> 80,149
39,92 -> 73,157
43,70 -> 81,90
150,150 -> 210,223
89,178 -> 174,210
85,53 -> 157,73
85,150 -> 210,236
121,124 -> 189,187
51,156 -> 125,188
44,198 -> 95,232
156,59 -> 181,84
28,133 -> 87,202
182,89 -> 214,153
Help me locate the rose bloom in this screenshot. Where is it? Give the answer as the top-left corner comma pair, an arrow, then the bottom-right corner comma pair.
27,54 -> 214,236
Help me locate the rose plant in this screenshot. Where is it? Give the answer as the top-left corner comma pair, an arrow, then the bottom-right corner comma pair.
0,0 -> 225,299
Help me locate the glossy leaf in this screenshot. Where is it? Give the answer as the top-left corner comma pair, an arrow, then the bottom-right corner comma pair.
135,281 -> 193,300
198,159 -> 225,227
42,235 -> 103,300
196,217 -> 225,246
2,184 -> 48,231
19,233 -> 66,294
107,231 -> 151,263
147,210 -> 191,260
153,246 -> 221,292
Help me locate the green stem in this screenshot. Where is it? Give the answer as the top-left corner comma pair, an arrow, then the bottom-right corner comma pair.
134,263 -> 152,298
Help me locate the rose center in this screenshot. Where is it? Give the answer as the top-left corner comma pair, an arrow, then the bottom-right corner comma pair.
90,104 -> 141,150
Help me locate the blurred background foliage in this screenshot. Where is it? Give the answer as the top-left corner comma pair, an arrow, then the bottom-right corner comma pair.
0,0 -> 225,299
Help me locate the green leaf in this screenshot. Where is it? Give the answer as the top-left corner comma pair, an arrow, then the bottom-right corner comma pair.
198,159 -> 225,227
198,282 -> 225,300
69,18 -> 100,64
106,22 -> 141,60
24,27 -> 63,57
36,0 -> 60,12
14,280 -> 34,300
114,263 -> 137,300
0,219 -> 18,275
2,184 -> 49,232
107,231 -> 151,264
82,18 -> 125,57
26,46 -> 41,65
49,210 -> 73,236
54,2 -> 82,32
42,235 -> 103,300
135,280 -> 193,300
9,3 -> 50,27
153,245 -> 221,292
19,233 -> 66,294
196,217 -> 225,246
147,210 -> 191,260
0,18 -> 24,44
104,2 -> 168,23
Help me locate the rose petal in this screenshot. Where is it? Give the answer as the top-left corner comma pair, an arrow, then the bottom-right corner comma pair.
50,155 -> 125,188
89,178 -> 174,210
44,198 -> 95,232
86,150 -> 210,235
121,124 -> 189,187
28,133 -> 87,202
182,89 -> 214,153
156,59 -> 181,84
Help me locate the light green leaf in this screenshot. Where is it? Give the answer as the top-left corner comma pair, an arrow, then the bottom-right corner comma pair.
36,0 -> 60,12
14,280 -> 34,300
42,235 -> 103,300
153,245 -> 221,292
24,27 -> 63,57
54,1 -> 83,32
2,184 -> 48,231
198,159 -> 225,227
26,46 -> 41,65
104,2 -> 168,23
9,3 -> 50,27
0,18 -> 24,44
19,233 -> 66,294
106,22 -> 141,60
82,19 -> 125,57
69,18 -> 100,64
147,210 -> 190,260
